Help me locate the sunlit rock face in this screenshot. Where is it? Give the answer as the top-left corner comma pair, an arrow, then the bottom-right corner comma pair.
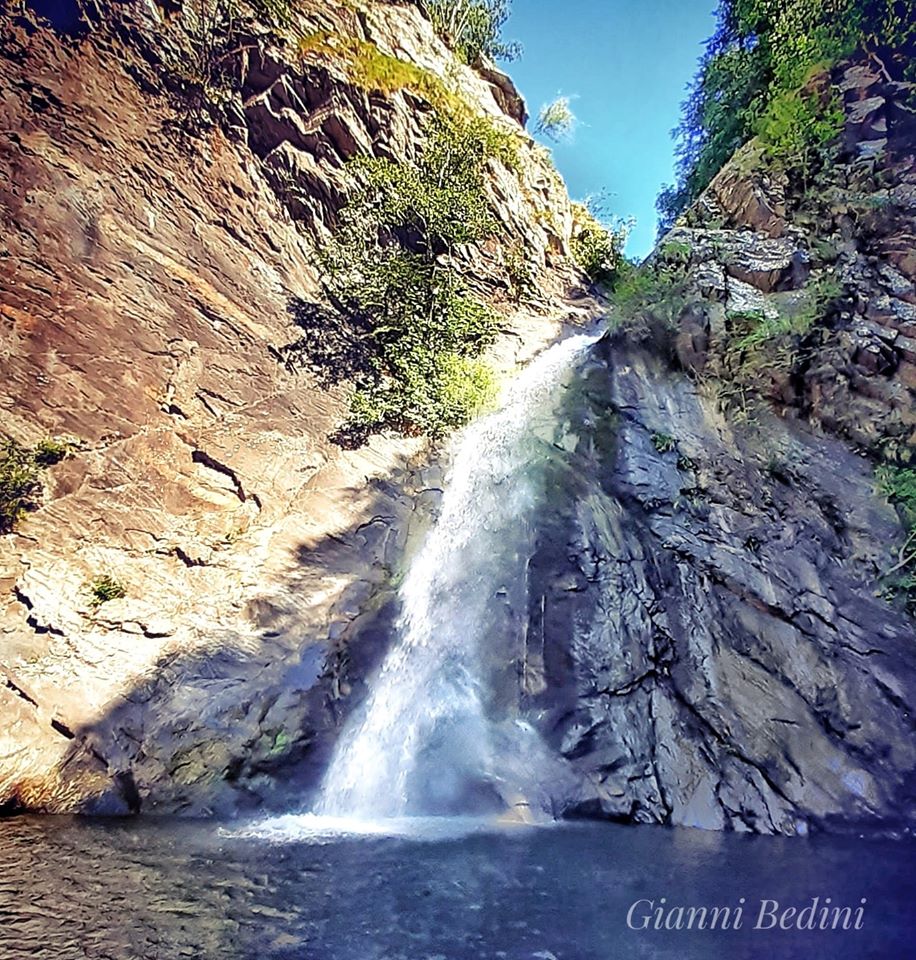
2,0 -> 915,834
0,0 -> 595,814
661,58 -> 916,456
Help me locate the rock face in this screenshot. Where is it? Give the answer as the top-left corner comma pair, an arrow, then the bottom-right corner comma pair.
668,57 -> 916,458
2,2 -> 915,837
0,0 -> 594,814
503,52 -> 916,835
515,337 -> 916,835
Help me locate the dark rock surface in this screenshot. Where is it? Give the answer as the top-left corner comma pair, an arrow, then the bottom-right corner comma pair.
517,336 -> 916,835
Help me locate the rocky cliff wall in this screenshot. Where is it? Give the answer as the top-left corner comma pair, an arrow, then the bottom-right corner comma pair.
657,56 -> 916,458
515,336 -> 916,835
4,4 -> 915,836
0,0 -> 596,814
500,51 -> 916,836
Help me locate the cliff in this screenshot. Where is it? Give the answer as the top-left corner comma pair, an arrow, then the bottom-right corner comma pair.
0,0 -> 596,813
3,2 -> 916,838
507,52 -> 916,834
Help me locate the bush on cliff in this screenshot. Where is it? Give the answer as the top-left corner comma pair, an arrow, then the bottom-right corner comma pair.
657,0 -> 916,230
323,112 -> 511,440
86,574 -> 128,607
570,203 -> 628,286
535,96 -> 577,143
422,0 -> 521,65
0,437 -> 70,533
876,465 -> 916,612
606,243 -> 692,353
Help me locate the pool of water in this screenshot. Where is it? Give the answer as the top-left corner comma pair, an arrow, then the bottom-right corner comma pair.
0,815 -> 913,959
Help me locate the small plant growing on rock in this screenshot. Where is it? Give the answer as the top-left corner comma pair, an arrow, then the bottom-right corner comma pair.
570,203 -> 628,285
505,243 -> 535,302
535,96 -> 577,143
0,437 -> 72,533
711,273 -> 842,422
651,432 -> 678,454
875,465 -> 916,612
87,575 -> 127,607
32,438 -> 72,467
608,252 -> 689,355
0,440 -> 42,534
424,0 -> 521,65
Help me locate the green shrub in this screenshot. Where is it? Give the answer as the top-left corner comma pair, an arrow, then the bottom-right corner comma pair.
570,204 -> 627,285
32,438 -> 71,467
505,242 -> 535,301
87,574 -> 127,607
651,433 -> 677,454
0,440 -> 43,534
166,0 -> 239,111
754,78 -> 845,181
423,0 -> 521,65
875,465 -> 916,612
712,273 -> 842,419
607,252 -> 691,352
351,352 -> 498,437
0,437 -> 71,533
657,0 -> 916,228
323,111 -> 510,440
535,96 -> 577,143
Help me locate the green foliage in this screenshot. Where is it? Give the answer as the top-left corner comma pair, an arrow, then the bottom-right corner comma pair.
32,438 -> 71,467
423,0 -> 521,65
535,96 -> 577,143
754,79 -> 846,179
875,465 -> 916,612
324,112 -> 510,440
301,32 -> 453,109
570,204 -> 628,285
877,465 -> 916,527
657,0 -> 916,230
0,437 -> 71,533
0,440 -> 42,534
651,432 -> 678,453
607,249 -> 691,352
87,574 -> 127,607
350,352 -> 498,437
713,273 -> 841,419
505,242 -> 535,301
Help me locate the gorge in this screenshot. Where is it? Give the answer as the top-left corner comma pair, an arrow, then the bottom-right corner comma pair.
2,0 -> 916,955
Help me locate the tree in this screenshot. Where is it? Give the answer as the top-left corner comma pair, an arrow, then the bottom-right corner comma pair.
656,0 -> 916,229
535,96 -> 577,143
423,0 -> 522,65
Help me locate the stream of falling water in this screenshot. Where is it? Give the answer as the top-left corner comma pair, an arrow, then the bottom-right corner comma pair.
308,333 -> 597,825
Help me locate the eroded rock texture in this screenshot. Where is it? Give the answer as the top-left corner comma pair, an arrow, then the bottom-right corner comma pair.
505,54 -> 916,835
665,57 -> 916,456
520,338 -> 916,835
0,0 -> 593,814
2,3 -> 914,835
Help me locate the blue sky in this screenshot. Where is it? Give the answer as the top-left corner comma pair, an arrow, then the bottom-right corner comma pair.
505,0 -> 717,258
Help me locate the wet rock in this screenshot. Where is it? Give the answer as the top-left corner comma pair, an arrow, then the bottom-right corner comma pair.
0,0 -> 593,814
521,339 -> 916,836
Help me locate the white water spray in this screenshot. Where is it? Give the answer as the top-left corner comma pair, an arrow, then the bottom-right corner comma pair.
315,334 -> 597,821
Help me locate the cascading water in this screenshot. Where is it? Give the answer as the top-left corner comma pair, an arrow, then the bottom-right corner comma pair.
314,333 -> 598,823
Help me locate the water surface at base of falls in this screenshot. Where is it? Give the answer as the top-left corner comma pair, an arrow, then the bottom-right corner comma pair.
2,816 -> 915,960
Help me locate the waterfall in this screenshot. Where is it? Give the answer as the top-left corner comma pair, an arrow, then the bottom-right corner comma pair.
315,333 -> 597,821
